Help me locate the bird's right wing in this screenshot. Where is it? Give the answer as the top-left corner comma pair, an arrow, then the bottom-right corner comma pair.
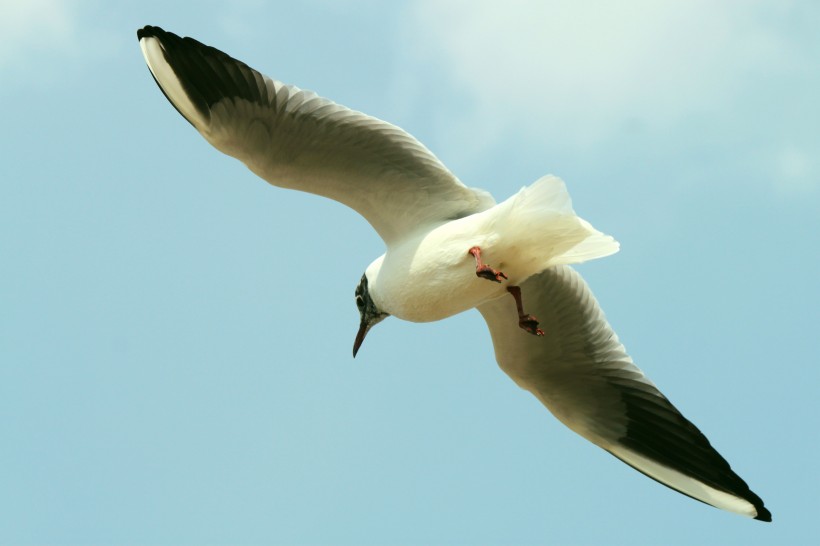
137,26 -> 494,245
477,265 -> 771,521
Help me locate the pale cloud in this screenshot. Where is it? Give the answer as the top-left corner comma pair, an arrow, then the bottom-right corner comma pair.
0,0 -> 121,89
400,0 -> 808,156
0,0 -> 77,69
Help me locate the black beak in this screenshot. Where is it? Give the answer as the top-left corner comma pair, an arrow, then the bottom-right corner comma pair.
353,320 -> 369,358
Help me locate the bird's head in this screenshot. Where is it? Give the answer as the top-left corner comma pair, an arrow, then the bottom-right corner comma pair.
353,272 -> 389,357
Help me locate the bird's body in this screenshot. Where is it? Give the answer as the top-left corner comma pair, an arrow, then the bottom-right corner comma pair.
138,25 -> 771,522
369,174 -> 618,322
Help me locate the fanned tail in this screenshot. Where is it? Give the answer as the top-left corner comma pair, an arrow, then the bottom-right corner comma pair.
493,175 -> 619,270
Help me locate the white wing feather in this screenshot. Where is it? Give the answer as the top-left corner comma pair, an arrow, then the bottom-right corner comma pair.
477,266 -> 770,521
138,26 -> 493,244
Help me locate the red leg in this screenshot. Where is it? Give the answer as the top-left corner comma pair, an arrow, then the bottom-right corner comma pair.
507,286 -> 545,336
468,246 -> 508,283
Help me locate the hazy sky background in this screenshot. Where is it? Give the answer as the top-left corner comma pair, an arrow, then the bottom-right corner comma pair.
2,1 -> 818,544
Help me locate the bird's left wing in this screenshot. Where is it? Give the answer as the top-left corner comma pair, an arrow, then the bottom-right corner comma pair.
477,265 -> 771,521
137,26 -> 493,245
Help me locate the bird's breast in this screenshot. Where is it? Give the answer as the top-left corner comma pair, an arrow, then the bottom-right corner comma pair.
370,218 -> 510,323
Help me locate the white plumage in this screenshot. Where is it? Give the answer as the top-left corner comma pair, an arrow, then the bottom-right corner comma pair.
137,25 -> 770,522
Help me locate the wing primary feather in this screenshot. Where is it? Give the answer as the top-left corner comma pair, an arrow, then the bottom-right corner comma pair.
137,24 -> 494,243
477,265 -> 771,521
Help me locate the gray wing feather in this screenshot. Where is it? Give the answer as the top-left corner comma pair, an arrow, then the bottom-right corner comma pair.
138,25 -> 493,244
477,266 -> 770,521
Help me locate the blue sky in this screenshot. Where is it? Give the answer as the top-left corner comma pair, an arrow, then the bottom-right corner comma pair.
2,0 -> 818,544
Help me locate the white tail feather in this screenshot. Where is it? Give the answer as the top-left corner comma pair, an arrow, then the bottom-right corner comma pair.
493,175 -> 619,272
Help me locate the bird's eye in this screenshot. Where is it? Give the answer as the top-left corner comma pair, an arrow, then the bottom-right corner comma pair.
356,296 -> 365,309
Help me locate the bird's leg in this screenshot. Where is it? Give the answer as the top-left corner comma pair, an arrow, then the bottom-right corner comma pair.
468,246 -> 508,283
507,285 -> 545,336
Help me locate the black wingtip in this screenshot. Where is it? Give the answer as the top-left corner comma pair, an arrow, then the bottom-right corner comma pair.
137,25 -> 167,41
613,382 -> 774,523
754,505 -> 772,522
136,24 -> 269,121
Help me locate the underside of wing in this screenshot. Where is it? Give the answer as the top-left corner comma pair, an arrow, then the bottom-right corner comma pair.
137,25 -> 493,244
477,266 -> 771,521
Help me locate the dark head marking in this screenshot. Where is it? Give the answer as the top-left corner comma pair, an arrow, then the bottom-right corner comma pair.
353,273 -> 389,357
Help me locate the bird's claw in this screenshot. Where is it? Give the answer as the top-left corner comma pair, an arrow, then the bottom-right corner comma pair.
476,265 -> 508,283
519,315 -> 545,336
469,246 -> 507,283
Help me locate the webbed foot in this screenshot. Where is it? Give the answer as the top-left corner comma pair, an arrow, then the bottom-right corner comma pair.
468,246 -> 507,283
518,315 -> 545,336
507,285 -> 545,337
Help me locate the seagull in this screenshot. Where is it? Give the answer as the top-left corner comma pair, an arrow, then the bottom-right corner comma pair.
137,25 -> 771,522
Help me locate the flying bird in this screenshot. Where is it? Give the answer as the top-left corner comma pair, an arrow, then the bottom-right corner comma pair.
137,25 -> 771,521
